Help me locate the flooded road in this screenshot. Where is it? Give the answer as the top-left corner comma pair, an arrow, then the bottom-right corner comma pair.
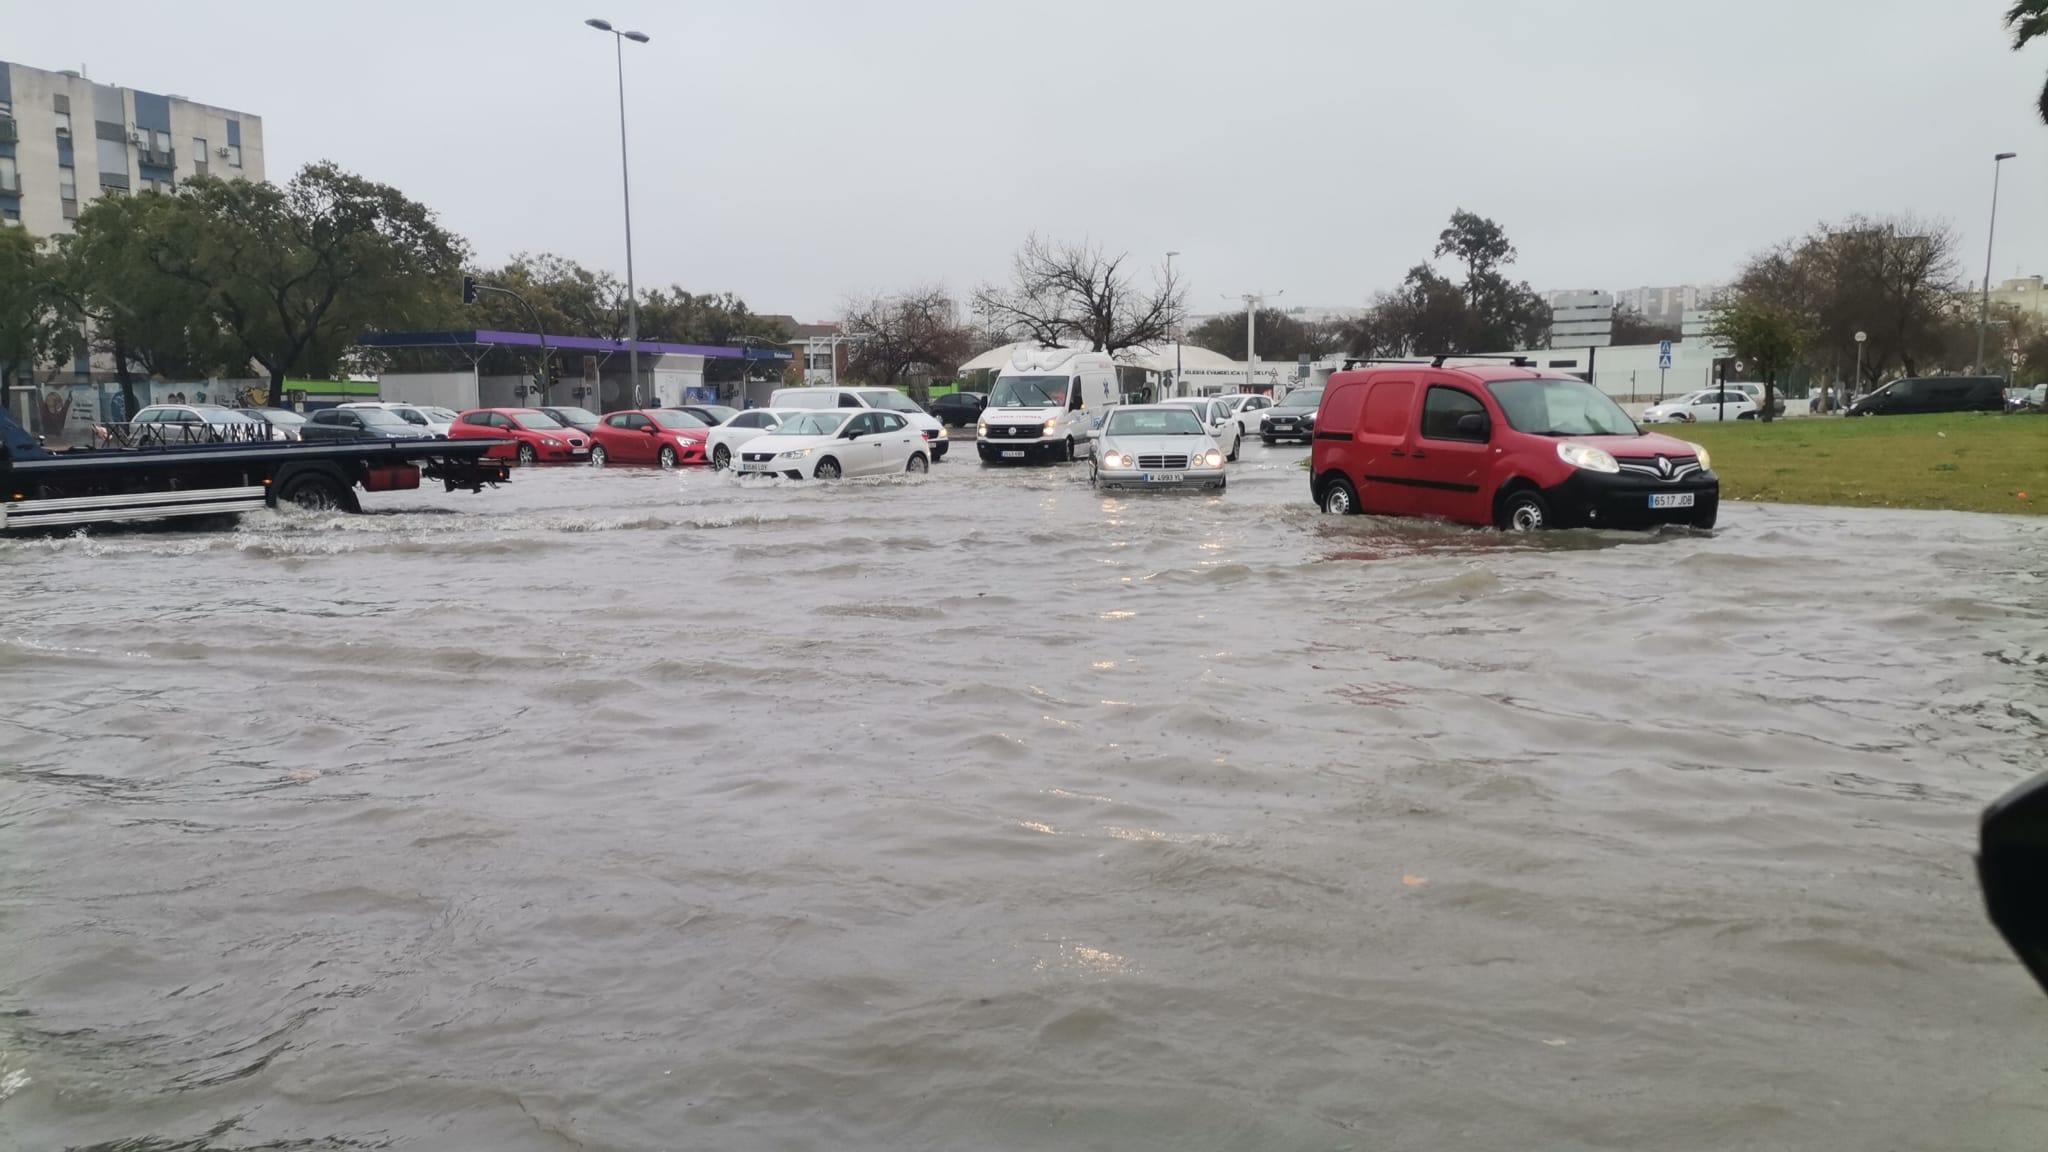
4,442 -> 2046,1151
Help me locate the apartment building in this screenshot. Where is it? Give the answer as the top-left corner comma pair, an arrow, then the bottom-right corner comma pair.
0,58 -> 265,236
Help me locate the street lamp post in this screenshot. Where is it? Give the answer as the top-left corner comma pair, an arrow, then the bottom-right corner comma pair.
1852,331 -> 1866,409
1976,152 -> 2017,374
1166,251 -> 1181,398
586,18 -> 650,405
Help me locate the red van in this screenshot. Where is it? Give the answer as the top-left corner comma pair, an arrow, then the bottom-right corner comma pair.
1309,361 -> 1719,530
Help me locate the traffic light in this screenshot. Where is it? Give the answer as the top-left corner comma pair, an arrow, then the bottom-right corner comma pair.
461,275 -> 477,306
547,359 -> 561,387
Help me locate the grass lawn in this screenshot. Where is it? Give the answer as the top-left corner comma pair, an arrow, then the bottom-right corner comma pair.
1680,413 -> 2048,516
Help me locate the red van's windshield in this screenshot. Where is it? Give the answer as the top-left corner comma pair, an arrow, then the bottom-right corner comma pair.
1485,379 -> 1638,437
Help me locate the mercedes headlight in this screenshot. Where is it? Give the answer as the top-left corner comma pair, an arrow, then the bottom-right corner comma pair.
1556,442 -> 1619,473
1687,442 -> 1711,470
1201,450 -> 1223,468
1100,452 -> 1131,469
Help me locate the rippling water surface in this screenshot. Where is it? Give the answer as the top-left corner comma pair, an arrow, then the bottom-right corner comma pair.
4,444 -> 2046,1151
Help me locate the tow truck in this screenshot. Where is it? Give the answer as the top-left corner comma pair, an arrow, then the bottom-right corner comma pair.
1,405 -> 511,533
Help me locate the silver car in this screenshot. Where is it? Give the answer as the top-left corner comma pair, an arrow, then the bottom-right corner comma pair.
1089,404 -> 1227,491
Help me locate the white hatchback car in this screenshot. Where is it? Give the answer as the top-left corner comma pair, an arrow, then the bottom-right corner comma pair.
1212,393 -> 1276,439
1090,404 -> 1227,491
706,409 -> 806,470
1159,398 -> 1244,460
733,410 -> 932,480
1641,389 -> 1758,423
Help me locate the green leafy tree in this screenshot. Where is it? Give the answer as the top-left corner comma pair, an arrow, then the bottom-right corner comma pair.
467,252 -> 627,340
0,228 -> 73,413
1188,308 -> 1326,362
155,162 -> 469,400
57,190 -> 244,418
1351,211 -> 1549,357
2010,0 -> 2048,123
1708,295 -> 1805,422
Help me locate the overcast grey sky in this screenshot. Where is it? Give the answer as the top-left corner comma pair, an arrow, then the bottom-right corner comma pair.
12,0 -> 2046,320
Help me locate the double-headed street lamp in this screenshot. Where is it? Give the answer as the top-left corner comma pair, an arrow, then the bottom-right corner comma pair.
586,17 -> 650,402
1975,151 -> 2017,374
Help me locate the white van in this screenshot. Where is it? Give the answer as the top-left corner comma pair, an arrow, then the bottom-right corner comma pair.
976,347 -> 1119,463
767,386 -> 949,460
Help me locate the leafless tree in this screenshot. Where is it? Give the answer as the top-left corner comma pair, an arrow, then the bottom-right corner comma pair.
972,234 -> 1185,354
840,285 -> 972,401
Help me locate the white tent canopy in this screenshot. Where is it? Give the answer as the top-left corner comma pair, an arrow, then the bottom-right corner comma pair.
957,341 -> 1238,376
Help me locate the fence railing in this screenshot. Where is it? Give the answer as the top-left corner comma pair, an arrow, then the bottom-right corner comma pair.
92,420 -> 283,450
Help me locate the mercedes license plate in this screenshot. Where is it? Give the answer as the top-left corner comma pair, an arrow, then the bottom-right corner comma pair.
1144,472 -> 1184,484
1001,450 -> 1025,459
1648,493 -> 1695,509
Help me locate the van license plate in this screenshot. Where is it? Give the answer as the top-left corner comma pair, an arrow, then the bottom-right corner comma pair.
1001,450 -> 1025,458
1144,473 -> 1184,484
1649,493 -> 1695,509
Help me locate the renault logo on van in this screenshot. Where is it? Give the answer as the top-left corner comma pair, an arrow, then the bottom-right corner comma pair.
1655,455 -> 1673,478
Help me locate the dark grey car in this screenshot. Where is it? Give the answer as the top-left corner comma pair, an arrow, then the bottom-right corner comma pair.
1258,387 -> 1324,445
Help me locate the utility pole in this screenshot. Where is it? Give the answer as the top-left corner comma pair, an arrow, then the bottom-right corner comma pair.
1225,290 -> 1282,394
1166,251 -> 1181,399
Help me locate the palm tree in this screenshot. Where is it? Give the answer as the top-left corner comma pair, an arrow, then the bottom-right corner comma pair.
2013,0 -> 2048,124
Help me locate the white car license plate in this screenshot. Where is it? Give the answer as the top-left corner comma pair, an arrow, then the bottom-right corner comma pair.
1649,493 -> 1695,509
1143,472 -> 1184,483
1001,450 -> 1025,458
740,461 -> 772,472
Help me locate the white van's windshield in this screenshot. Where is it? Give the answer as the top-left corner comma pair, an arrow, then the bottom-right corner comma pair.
990,376 -> 1070,408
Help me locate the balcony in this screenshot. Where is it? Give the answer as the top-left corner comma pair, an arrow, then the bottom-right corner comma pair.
0,117 -> 16,143
139,147 -> 176,169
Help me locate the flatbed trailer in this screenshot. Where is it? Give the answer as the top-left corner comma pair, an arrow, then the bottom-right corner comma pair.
1,407 -> 511,532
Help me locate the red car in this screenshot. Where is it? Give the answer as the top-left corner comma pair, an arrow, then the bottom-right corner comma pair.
449,408 -> 591,464
1309,359 -> 1720,531
585,409 -> 712,469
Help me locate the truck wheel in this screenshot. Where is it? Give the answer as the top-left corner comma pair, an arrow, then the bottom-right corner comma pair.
1321,477 -> 1358,515
659,446 -> 679,470
517,443 -> 538,465
1498,489 -> 1552,531
589,444 -> 609,467
281,473 -> 356,513
713,444 -> 731,470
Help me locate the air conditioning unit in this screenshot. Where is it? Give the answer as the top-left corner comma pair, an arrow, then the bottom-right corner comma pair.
216,146 -> 230,158
127,129 -> 142,144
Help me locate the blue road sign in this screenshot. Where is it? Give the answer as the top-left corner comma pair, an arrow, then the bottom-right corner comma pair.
1658,339 -> 1673,370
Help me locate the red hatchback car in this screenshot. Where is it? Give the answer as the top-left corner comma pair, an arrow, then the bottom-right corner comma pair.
585,409 -> 711,468
449,408 -> 591,464
1309,361 -> 1720,531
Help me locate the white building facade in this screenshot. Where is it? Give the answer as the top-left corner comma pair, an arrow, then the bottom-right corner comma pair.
0,58 -> 265,237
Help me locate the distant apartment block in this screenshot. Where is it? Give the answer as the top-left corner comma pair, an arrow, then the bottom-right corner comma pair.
0,58 -> 265,237
1990,275 -> 2047,320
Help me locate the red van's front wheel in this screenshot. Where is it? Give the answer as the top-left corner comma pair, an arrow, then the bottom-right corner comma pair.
1320,477 -> 1358,515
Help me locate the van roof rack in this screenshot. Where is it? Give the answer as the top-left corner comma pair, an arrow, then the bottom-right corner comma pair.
1428,354 -> 1535,368
1339,356 -> 1429,370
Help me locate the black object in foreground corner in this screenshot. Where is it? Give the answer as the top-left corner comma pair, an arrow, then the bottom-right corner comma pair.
1980,772 -> 2048,997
